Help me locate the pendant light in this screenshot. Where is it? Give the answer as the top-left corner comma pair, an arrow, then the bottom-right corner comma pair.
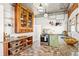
38,3 -> 45,13
44,9 -> 48,17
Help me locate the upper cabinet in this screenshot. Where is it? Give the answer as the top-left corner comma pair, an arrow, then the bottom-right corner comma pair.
15,3 -> 34,33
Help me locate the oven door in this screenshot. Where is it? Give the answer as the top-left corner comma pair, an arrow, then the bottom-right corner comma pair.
41,34 -> 49,42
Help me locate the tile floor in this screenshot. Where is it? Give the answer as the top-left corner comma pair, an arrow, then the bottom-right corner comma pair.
19,42 -> 79,56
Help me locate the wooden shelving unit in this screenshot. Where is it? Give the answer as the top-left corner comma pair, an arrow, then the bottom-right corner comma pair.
4,36 -> 33,56
15,3 -> 34,33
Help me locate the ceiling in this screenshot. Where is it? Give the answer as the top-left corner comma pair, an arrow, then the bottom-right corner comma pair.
22,3 -> 70,16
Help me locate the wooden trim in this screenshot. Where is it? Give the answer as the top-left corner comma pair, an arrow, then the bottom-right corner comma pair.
15,3 -> 21,33
3,33 -> 9,56
68,3 -> 78,18
3,41 -> 9,56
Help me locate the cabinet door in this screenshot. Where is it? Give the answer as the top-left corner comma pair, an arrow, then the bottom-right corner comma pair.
27,12 -> 34,32
15,4 -> 34,33
15,4 -> 28,33
28,12 -> 33,28
20,8 -> 27,29
49,35 -> 59,47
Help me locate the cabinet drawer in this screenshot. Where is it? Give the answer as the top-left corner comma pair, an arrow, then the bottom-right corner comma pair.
10,41 -> 19,48
19,39 -> 23,45
9,48 -> 19,55
19,46 -> 24,51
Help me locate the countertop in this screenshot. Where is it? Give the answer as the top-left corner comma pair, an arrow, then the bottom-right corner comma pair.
4,35 -> 33,43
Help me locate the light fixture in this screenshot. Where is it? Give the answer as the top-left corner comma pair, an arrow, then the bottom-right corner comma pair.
44,13 -> 48,17
44,9 -> 48,17
37,3 -> 45,13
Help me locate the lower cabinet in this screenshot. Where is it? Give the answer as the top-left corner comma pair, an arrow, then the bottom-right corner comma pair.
4,36 -> 33,56
49,35 -> 59,47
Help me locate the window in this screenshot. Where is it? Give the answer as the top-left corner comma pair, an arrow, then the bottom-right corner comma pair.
76,14 -> 79,32
68,17 -> 76,32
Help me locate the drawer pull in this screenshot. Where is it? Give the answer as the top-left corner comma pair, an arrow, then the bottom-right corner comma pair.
15,50 -> 18,52
16,44 -> 18,45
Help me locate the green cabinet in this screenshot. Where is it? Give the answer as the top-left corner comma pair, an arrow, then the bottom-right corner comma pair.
49,34 -> 59,47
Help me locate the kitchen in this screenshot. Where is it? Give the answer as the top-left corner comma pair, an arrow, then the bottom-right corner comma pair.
0,3 -> 79,56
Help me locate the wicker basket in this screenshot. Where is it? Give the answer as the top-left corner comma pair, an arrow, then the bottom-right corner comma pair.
64,37 -> 78,45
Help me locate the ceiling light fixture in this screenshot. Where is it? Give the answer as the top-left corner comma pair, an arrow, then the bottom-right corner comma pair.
44,9 -> 48,17
37,3 -> 45,13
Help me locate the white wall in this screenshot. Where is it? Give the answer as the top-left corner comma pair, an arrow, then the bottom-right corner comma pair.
4,4 -> 34,39
4,4 -> 14,35
0,4 -> 4,56
35,13 -> 68,34
33,25 -> 42,50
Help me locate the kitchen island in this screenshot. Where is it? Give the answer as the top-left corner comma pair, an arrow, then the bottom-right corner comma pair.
48,34 -> 65,47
